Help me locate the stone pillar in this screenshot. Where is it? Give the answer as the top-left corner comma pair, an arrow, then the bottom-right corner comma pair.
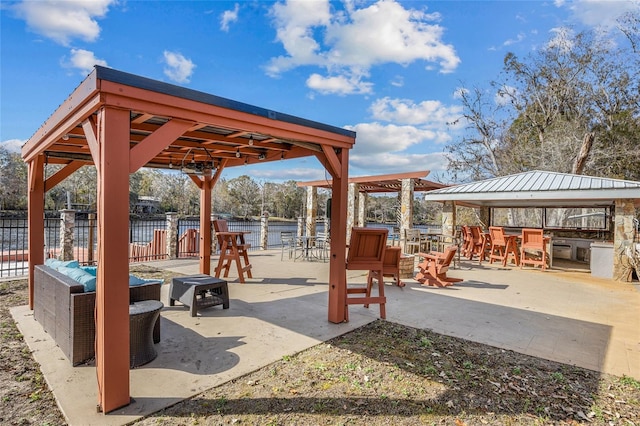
441,201 -> 456,241
59,209 -> 75,261
613,198 -> 637,282
400,178 -> 414,253
297,217 -> 304,238
357,192 -> 367,227
166,212 -> 178,259
346,183 -> 359,241
260,214 -> 269,250
478,206 -> 490,231
305,186 -> 317,237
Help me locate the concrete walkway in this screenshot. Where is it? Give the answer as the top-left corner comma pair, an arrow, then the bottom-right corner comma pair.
11,250 -> 640,425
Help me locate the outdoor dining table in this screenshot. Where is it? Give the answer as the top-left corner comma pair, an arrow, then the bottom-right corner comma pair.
294,235 -> 319,261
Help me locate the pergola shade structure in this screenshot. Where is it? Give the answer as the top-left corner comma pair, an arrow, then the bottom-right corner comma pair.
22,66 -> 355,413
298,171 -> 448,248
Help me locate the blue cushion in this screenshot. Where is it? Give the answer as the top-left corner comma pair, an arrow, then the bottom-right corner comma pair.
45,258 -> 80,269
129,275 -> 162,286
79,266 -> 97,276
58,266 -> 97,292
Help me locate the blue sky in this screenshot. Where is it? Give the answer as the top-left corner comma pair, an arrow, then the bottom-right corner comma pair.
1,0 -> 638,183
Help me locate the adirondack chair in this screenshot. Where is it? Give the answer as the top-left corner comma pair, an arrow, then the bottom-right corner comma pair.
346,227 -> 388,320
368,245 -> 405,288
520,228 -> 550,270
414,246 -> 462,287
213,219 -> 252,283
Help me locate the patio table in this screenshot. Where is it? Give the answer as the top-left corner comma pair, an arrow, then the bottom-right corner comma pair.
170,274 -> 229,317
129,300 -> 164,368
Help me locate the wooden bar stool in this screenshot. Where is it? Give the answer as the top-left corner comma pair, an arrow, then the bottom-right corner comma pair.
213,219 -> 252,283
488,226 -> 520,267
345,227 -> 388,320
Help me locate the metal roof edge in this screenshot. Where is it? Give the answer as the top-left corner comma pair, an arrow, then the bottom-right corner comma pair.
94,66 -> 355,139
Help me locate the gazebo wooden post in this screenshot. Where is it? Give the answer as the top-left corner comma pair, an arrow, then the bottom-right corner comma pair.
27,154 -> 45,309
95,106 -> 131,413
199,170 -> 213,275
327,148 -> 349,323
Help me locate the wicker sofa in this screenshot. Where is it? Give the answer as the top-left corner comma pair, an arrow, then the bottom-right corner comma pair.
33,264 -> 162,366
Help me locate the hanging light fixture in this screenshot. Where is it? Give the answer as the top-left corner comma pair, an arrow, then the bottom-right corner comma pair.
248,135 -> 254,146
236,148 -> 241,158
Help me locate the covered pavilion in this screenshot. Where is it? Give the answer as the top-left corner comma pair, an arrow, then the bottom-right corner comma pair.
21,66 -> 358,413
297,171 -> 447,248
423,170 -> 640,281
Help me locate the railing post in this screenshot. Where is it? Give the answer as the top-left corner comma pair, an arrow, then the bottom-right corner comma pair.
260,213 -> 269,250
59,209 -> 76,261
166,212 -> 178,259
88,213 -> 96,264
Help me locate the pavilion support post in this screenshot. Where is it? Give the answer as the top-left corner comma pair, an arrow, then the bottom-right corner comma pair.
95,106 -> 131,413
613,198 -> 637,282
328,148 -> 349,323
442,201 -> 456,239
478,207 -> 490,231
199,171 -> 213,275
400,178 -> 414,253
306,186 -> 317,237
27,155 -> 45,309
357,192 -> 367,227
346,183 -> 359,242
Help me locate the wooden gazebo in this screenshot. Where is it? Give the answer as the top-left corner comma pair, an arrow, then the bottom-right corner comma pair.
21,66 -> 356,413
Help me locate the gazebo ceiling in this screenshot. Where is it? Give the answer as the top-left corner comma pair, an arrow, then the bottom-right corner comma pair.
298,171 -> 448,193
21,66 -> 355,173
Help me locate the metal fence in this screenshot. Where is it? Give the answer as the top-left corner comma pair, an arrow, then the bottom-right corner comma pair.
1,213 -> 437,278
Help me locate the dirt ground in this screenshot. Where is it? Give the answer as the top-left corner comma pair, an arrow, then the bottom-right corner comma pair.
1,266 -> 639,426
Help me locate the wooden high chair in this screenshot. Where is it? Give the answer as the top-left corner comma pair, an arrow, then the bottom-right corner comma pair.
520,228 -> 550,270
213,219 -> 252,283
346,227 -> 388,320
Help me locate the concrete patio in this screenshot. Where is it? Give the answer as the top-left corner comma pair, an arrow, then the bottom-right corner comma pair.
11,249 -> 640,426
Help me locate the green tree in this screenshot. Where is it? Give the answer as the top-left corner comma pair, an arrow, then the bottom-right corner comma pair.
228,175 -> 261,218
0,147 -> 27,210
447,20 -> 640,181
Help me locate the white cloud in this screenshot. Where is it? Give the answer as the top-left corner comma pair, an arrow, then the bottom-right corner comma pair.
547,27 -> 576,52
495,85 -> 517,106
163,51 -> 195,84
306,73 -> 373,95
559,0 -> 640,29
14,0 -> 115,46
350,151 -> 449,174
64,49 -> 108,75
0,139 -> 25,154
369,97 -> 462,129
503,32 -> 526,46
347,122 -> 438,156
267,0 -> 460,95
220,3 -> 239,32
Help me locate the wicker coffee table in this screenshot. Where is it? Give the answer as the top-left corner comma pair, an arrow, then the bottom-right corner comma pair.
170,274 -> 229,317
129,300 -> 163,368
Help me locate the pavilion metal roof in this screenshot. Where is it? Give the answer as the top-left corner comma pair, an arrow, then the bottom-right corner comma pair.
298,170 -> 447,193
423,170 -> 640,207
